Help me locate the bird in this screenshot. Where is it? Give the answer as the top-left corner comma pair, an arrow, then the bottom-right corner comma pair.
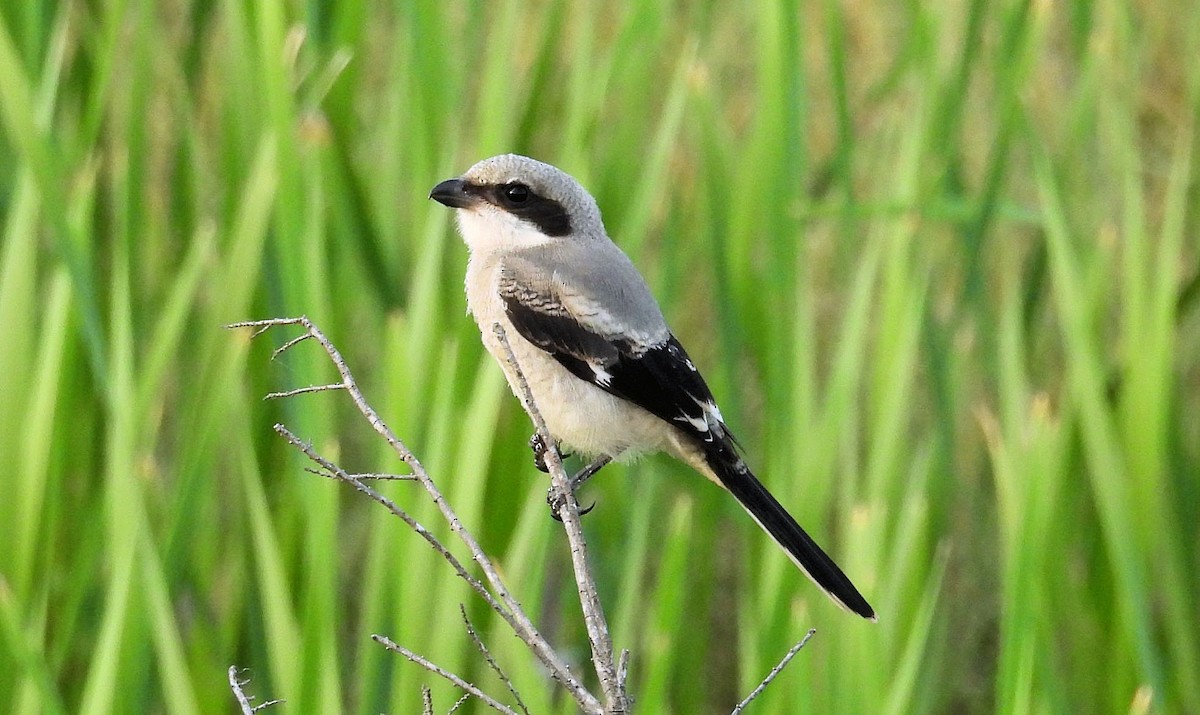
430,154 -> 875,621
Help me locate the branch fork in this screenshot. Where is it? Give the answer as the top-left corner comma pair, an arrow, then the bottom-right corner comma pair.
226,316 -> 815,713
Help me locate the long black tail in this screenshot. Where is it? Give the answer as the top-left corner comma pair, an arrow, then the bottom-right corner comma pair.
705,444 -> 876,621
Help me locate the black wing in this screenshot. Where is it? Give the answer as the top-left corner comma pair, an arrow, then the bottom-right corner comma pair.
500,288 -> 729,445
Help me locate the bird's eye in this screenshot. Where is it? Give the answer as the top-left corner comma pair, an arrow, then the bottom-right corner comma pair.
502,183 -> 530,204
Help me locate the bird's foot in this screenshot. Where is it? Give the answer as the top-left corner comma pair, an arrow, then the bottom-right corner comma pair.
547,487 -> 597,522
545,454 -> 612,522
529,433 -> 570,473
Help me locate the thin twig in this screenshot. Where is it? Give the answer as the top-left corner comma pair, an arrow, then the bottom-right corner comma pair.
617,649 -> 631,695
492,323 -> 629,714
230,317 -> 601,714
274,424 -> 511,620
264,383 -> 345,400
349,472 -> 415,481
271,331 -> 313,360
302,466 -> 414,481
730,629 -> 817,714
228,667 -> 255,714
447,692 -> 473,714
372,635 -> 519,715
421,686 -> 434,715
461,604 -> 532,715
227,666 -> 283,713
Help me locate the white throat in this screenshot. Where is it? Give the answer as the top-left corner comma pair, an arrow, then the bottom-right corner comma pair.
455,206 -> 555,254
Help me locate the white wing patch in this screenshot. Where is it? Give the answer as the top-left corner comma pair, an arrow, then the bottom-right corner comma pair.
674,412 -> 710,433
704,400 -> 724,423
589,362 -> 614,387
672,397 -> 727,441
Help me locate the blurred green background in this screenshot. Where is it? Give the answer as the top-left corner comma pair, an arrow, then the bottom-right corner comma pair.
1,0 -> 1197,712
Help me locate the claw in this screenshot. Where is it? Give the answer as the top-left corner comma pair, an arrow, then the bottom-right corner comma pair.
547,486 -> 565,522
529,433 -> 551,473
547,489 -> 597,522
543,454 -> 613,521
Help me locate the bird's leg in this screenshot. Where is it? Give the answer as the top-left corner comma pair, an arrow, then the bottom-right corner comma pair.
570,454 -> 612,491
547,454 -> 612,522
528,432 -> 584,520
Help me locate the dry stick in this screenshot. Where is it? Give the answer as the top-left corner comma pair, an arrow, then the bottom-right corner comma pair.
274,425 -> 500,605
447,692 -> 474,714
228,317 -> 602,714
227,666 -> 283,713
264,383 -> 345,400
272,426 -> 599,712
348,472 -> 415,481
492,324 -> 630,714
460,604 -> 532,715
730,629 -> 817,715
616,649 -> 631,696
301,467 -> 415,481
373,635 -> 520,715
228,667 -> 254,714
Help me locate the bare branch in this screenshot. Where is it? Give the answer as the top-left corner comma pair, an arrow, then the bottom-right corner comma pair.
461,604 -> 532,715
617,649 -> 631,695
372,635 -> 519,715
227,666 -> 283,713
263,383 -> 345,400
231,317 -> 602,714
731,629 -> 817,714
492,323 -> 629,713
228,667 -> 254,714
421,686 -> 434,715
302,466 -> 414,481
447,692 -> 474,714
274,424 -> 509,617
225,318 -> 294,340
226,318 -> 306,331
271,331 -> 314,360
351,472 -> 415,481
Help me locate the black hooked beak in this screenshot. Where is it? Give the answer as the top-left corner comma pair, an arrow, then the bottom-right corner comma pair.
429,178 -> 474,208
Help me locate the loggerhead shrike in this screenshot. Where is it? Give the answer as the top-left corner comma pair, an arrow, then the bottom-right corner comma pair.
430,154 -> 875,620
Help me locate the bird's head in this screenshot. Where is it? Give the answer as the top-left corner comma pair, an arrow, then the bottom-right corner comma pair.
430,154 -> 605,252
